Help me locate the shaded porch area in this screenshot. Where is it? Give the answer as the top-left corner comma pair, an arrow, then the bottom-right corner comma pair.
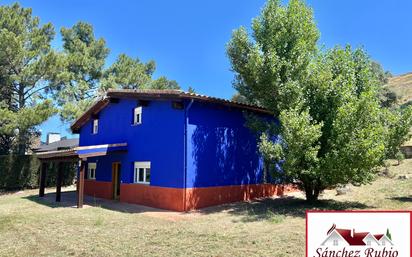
35,143 -> 127,208
30,187 -> 171,214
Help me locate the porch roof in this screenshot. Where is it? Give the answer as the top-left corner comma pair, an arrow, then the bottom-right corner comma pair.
35,148 -> 78,162
75,143 -> 128,159
35,142 -> 127,161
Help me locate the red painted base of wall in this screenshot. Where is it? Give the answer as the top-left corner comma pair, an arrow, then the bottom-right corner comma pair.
185,184 -> 297,211
120,184 -> 184,211
84,180 -> 113,200
119,183 -> 297,212
84,180 -> 297,211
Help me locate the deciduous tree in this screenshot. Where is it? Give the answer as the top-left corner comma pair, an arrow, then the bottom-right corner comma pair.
227,0 -> 412,201
227,0 -> 319,116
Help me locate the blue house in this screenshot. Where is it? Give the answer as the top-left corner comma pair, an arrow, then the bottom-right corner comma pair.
71,89 -> 292,211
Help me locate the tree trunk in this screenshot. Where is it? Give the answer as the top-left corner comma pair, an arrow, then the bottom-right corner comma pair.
263,161 -> 269,183
16,129 -> 28,155
17,139 -> 27,155
16,85 -> 27,155
304,184 -> 321,202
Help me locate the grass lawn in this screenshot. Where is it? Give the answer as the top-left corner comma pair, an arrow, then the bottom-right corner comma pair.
0,160 -> 411,257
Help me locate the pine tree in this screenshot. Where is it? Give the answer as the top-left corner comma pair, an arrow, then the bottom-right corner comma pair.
386,228 -> 392,240
0,3 -> 58,154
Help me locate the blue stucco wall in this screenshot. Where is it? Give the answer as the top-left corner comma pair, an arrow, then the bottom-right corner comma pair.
78,97 -> 274,190
185,101 -> 267,188
79,99 -> 185,188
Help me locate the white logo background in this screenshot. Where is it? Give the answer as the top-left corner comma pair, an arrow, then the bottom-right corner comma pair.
307,212 -> 410,257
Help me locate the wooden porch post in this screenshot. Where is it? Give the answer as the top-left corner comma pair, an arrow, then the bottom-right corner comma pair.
39,162 -> 47,197
56,162 -> 63,202
77,159 -> 85,208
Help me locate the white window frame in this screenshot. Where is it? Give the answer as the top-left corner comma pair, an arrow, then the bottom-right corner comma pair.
92,119 -> 99,134
333,239 -> 338,246
133,107 -> 142,125
88,163 -> 96,180
134,161 -> 150,184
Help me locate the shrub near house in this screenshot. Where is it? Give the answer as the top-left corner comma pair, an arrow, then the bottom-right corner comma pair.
0,155 -> 76,190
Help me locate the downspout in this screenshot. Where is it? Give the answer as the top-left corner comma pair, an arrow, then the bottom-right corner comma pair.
183,99 -> 194,212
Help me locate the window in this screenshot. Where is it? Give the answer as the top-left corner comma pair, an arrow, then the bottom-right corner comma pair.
134,162 -> 150,184
133,107 -> 142,125
92,119 -> 98,134
382,241 -> 385,246
88,163 -> 96,179
367,240 -> 371,246
333,240 -> 338,246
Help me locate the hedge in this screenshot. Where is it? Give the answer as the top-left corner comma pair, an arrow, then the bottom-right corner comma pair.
0,155 -> 77,191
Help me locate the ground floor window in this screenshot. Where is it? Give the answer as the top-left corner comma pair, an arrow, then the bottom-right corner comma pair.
134,161 -> 150,184
88,163 -> 96,179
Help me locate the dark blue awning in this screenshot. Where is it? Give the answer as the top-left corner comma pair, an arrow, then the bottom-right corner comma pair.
75,143 -> 127,158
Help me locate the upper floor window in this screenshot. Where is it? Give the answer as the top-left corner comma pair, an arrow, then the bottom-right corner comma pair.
92,119 -> 99,134
88,163 -> 96,179
133,107 -> 142,125
134,161 -> 150,184
333,240 -> 338,246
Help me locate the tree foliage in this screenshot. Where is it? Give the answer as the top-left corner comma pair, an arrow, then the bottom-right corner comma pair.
0,3 -> 181,154
51,22 -> 110,123
0,3 -> 57,154
230,93 -> 246,104
188,86 -> 196,94
371,61 -> 397,108
53,23 -> 180,124
103,54 -> 179,91
395,151 -> 405,165
102,54 -> 156,90
371,61 -> 392,85
227,0 -> 412,201
227,0 -> 319,116
383,107 -> 412,159
379,87 -> 398,108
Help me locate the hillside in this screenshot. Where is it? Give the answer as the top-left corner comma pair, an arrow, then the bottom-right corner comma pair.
385,72 -> 412,105
384,72 -> 412,147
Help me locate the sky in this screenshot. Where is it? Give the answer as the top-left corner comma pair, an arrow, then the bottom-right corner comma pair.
3,0 -> 412,141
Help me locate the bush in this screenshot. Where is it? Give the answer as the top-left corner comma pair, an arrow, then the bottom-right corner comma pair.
0,155 -> 77,191
395,151 -> 405,166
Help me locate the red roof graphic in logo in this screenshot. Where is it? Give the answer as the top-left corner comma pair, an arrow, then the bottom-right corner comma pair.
374,234 -> 384,241
321,224 -> 394,247
335,229 -> 368,245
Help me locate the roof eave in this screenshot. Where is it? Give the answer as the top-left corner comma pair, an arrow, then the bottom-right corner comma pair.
70,98 -> 110,133
70,89 -> 273,133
